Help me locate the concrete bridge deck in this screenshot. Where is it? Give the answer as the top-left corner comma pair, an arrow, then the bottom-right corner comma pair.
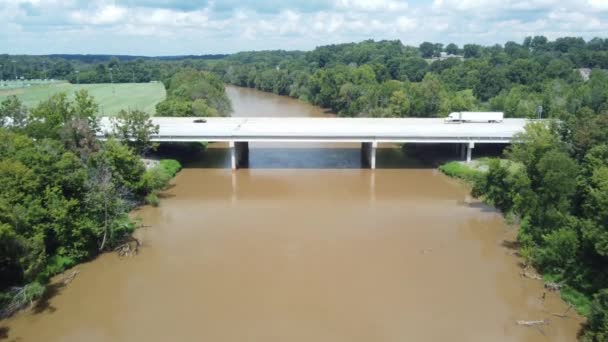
99,117 -> 533,169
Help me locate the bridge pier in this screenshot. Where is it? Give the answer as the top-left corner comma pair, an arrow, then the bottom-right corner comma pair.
466,142 -> 475,163
230,141 -> 249,170
361,142 -> 377,169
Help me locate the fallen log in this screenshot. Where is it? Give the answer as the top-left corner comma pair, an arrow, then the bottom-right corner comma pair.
114,236 -> 141,258
552,305 -> 573,318
521,271 -> 542,280
517,320 -> 548,326
62,270 -> 80,285
545,282 -> 562,291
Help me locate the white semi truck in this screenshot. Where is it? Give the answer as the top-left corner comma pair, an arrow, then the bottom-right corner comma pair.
445,112 -> 504,123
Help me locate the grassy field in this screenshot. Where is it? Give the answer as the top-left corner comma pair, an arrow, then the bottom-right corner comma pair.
0,81 -> 166,116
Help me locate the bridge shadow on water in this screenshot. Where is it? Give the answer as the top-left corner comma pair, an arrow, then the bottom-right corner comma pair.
155,143 -> 509,170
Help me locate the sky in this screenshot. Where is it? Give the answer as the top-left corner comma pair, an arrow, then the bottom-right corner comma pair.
1,0 -> 607,55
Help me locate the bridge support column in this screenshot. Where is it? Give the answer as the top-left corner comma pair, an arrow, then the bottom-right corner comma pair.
466,142 -> 475,164
229,141 -> 249,170
361,142 -> 377,169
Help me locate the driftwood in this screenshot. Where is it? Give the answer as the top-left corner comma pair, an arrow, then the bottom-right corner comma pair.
517,320 -> 549,326
0,287 -> 29,318
552,305 -> 573,318
520,266 -> 543,280
115,236 -> 141,257
62,270 -> 80,285
545,282 -> 562,291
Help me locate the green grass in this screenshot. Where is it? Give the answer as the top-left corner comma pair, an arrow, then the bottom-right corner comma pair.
439,158 -> 520,183
145,193 -> 160,207
438,161 -> 484,183
561,287 -> 593,316
543,273 -> 593,316
36,255 -> 77,283
0,82 -> 166,116
143,159 -> 182,206
159,159 -> 182,177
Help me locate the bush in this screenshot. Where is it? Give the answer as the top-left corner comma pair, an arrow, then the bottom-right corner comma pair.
0,281 -> 45,317
142,159 -> 182,193
535,227 -> 580,274
561,286 -> 592,317
159,159 -> 182,177
145,192 -> 160,207
439,161 -> 484,183
585,289 -> 608,341
36,255 -> 76,283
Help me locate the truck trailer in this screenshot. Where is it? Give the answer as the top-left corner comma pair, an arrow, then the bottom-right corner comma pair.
445,112 -> 504,123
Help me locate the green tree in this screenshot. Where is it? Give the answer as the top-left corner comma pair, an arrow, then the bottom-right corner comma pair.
585,289 -> 608,341
0,96 -> 28,128
388,90 -> 410,117
463,44 -> 482,58
445,43 -> 459,55
419,42 -> 435,58
156,98 -> 193,116
112,109 -> 159,156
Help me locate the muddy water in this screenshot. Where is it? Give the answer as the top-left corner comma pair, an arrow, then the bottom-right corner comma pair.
2,86 -> 583,341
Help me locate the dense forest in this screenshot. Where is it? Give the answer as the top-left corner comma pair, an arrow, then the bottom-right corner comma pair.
0,92 -> 179,317
203,38 -> 608,119
156,69 -> 232,117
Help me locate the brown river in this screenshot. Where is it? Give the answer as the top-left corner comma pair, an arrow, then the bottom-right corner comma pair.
1,86 -> 583,341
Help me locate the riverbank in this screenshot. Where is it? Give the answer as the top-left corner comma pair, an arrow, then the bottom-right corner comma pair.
0,157 -> 182,319
439,158 -> 592,321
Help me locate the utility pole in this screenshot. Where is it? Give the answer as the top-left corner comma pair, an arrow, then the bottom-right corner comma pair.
12,60 -> 17,80
132,70 -> 135,83
76,70 -> 80,84
109,67 -> 114,94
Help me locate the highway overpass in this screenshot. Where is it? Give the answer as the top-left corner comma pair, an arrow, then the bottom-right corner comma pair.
99,117 -> 533,169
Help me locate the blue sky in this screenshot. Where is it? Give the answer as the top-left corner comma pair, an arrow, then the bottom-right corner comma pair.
1,0 -> 607,55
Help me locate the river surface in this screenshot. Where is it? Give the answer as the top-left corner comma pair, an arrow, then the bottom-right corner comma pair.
1,86 -> 583,341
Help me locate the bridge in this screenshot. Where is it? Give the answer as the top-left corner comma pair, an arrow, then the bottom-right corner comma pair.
99,117 -> 532,169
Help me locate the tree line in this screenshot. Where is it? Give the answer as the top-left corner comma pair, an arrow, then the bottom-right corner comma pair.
201,37 -> 608,119
0,92 -> 175,316
0,54 -> 226,82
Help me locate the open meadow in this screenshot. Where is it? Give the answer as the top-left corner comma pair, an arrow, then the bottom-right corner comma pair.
0,81 -> 166,116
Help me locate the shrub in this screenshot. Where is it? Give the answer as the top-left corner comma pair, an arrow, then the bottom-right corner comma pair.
561,286 -> 592,317
585,289 -> 608,341
159,159 -> 182,177
439,161 -> 484,183
36,255 -> 76,283
145,192 -> 160,207
142,159 -> 182,194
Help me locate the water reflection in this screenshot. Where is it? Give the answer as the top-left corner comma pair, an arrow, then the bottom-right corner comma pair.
185,146 -> 437,170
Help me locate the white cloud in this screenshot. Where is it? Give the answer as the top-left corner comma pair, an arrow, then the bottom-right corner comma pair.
588,0 -> 608,10
432,0 -> 577,12
0,0 -> 607,54
334,0 -> 408,12
75,5 -> 127,25
396,16 -> 416,32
